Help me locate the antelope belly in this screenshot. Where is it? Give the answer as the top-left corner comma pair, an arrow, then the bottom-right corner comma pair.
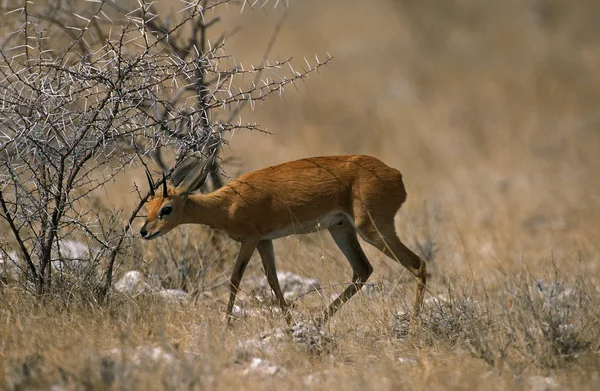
262,212 -> 349,240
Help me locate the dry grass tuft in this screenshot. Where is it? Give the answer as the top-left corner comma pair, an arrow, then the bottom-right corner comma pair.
390,267 -> 600,373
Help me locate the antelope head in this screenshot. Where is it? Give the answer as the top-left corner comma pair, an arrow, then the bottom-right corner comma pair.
140,153 -> 214,240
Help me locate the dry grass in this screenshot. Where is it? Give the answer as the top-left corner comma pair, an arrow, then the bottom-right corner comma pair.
2,0 -> 600,389
2,262 -> 599,390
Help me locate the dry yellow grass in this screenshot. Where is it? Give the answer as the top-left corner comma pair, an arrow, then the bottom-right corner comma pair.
2,0 -> 600,389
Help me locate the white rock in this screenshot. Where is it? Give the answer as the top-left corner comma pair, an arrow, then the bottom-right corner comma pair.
51,240 -> 97,274
155,289 -> 189,303
527,376 -> 559,391
1,241 -> 97,279
53,240 -> 93,260
133,346 -> 175,365
253,271 -> 320,301
398,357 -> 418,365
231,304 -> 247,317
110,345 -> 175,366
0,251 -> 20,280
243,357 -> 285,377
114,271 -> 150,295
238,328 -> 287,356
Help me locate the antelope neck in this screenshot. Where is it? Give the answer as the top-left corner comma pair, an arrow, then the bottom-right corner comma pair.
181,192 -> 229,230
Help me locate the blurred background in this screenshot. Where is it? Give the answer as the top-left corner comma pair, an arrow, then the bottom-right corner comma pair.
198,0 -> 600,282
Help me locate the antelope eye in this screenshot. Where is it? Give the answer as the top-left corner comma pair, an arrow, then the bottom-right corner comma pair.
159,205 -> 173,218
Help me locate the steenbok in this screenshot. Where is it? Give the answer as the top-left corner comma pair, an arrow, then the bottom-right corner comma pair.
140,154 -> 426,327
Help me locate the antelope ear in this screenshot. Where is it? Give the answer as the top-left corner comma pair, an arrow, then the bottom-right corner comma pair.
177,152 -> 216,198
150,148 -> 169,173
170,153 -> 202,188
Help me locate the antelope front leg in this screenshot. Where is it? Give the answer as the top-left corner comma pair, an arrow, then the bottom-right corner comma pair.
256,240 -> 292,325
226,240 -> 258,326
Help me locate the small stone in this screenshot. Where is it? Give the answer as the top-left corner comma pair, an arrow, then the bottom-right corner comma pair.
155,289 -> 189,303
113,271 -> 150,295
243,357 -> 285,377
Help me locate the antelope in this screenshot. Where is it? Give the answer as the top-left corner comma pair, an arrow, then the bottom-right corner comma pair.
140,154 -> 426,327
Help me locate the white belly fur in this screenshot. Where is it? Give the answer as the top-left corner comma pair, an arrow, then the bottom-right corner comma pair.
262,212 -> 350,240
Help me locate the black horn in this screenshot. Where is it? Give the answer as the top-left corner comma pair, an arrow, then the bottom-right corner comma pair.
162,172 -> 168,198
145,168 -> 155,197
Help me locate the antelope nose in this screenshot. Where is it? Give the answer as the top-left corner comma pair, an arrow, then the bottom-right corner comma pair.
140,227 -> 148,238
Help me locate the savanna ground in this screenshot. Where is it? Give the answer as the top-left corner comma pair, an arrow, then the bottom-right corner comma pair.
2,0 -> 600,389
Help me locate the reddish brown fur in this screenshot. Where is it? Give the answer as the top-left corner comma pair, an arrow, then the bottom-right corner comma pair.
140,154 -> 426,328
